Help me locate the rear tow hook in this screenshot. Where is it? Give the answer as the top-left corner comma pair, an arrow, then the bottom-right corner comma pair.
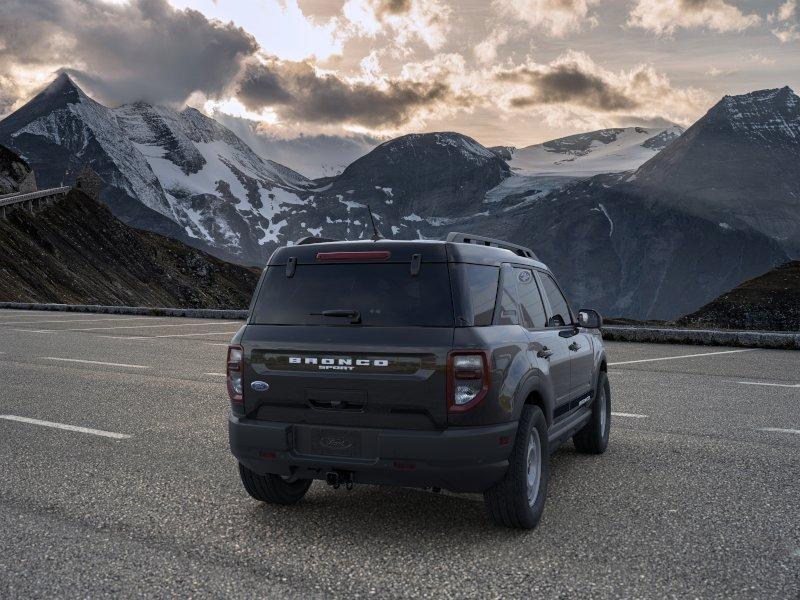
325,470 -> 354,490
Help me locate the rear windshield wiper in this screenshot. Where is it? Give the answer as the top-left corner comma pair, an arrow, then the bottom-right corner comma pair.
311,309 -> 362,324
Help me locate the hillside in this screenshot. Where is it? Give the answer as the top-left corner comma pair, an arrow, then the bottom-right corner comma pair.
0,189 -> 258,307
678,261 -> 800,331
0,144 -> 34,194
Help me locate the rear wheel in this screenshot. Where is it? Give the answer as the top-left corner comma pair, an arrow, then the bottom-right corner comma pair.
238,463 -> 312,505
573,372 -> 611,454
483,405 -> 549,529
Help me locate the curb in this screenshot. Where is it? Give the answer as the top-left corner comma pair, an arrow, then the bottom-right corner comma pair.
602,325 -> 800,350
0,302 -> 248,320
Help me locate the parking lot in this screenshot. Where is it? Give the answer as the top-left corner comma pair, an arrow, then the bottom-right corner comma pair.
0,308 -> 798,598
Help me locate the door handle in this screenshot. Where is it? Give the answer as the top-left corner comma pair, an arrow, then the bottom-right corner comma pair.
568,342 -> 581,352
537,346 -> 553,359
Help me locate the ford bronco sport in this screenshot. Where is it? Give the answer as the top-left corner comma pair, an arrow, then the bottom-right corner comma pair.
227,232 -> 610,529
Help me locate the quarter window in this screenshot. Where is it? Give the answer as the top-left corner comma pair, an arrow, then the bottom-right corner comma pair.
515,268 -> 547,329
496,266 -> 519,325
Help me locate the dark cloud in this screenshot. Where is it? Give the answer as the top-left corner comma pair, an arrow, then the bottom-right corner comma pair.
237,59 -> 452,128
0,0 -> 257,106
496,62 -> 639,112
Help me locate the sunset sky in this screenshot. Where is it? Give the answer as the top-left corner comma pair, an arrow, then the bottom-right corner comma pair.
1,0 -> 798,147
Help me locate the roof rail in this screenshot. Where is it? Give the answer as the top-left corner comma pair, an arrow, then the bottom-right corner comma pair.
296,235 -> 338,245
446,232 -> 538,260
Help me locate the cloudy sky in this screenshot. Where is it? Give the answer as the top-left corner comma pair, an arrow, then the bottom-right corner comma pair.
0,0 -> 798,147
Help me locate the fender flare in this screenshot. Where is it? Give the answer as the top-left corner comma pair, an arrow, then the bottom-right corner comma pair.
511,373 -> 556,426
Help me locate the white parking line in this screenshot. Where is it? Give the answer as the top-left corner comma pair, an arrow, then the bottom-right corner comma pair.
39,357 -> 150,369
0,415 -> 131,439
149,331 -> 239,339
205,372 -> 227,377
609,349 -> 753,366
0,316 -> 156,326
738,381 -> 800,389
758,427 -> 800,436
611,412 -> 648,418
14,321 -> 241,333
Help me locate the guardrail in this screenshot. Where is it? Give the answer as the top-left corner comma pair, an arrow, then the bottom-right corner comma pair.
0,186 -> 71,208
0,302 -> 797,349
0,186 -> 72,219
0,302 -> 248,320
603,325 -> 800,350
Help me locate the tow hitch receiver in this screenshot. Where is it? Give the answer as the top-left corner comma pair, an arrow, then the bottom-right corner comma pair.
325,470 -> 355,490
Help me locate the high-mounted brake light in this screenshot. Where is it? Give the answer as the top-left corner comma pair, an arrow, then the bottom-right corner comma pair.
316,251 -> 391,261
447,351 -> 490,413
227,345 -> 244,404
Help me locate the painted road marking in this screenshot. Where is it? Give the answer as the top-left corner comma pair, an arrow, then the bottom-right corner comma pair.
39,357 -> 151,369
149,331 -> 239,339
205,372 -> 227,377
611,412 -> 648,418
738,381 -> 800,389
0,415 -> 131,439
205,342 -> 231,347
609,349 -> 753,366
758,427 -> 800,436
97,332 -> 238,340
14,321 -> 241,333
0,316 -> 156,326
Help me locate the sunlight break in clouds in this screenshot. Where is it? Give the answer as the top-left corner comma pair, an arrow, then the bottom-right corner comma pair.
495,0 -> 599,38
627,0 -> 761,35
167,0 -> 346,60
342,0 -> 451,51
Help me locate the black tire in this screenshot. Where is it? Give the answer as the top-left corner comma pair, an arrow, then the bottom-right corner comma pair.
483,405 -> 549,529
238,463 -> 312,505
573,372 -> 611,454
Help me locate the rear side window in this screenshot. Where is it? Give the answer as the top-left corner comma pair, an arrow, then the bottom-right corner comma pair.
496,266 -> 519,326
451,264 -> 499,326
515,268 -> 547,329
251,263 -> 454,327
540,273 -> 572,327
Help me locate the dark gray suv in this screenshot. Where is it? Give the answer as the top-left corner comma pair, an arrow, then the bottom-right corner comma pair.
227,232 -> 610,528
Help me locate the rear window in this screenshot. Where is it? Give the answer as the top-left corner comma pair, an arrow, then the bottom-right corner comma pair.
251,263 -> 454,327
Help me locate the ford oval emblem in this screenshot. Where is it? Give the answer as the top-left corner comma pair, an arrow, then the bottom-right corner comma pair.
250,380 -> 269,392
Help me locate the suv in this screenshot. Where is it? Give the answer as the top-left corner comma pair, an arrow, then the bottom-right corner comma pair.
227,232 -> 610,529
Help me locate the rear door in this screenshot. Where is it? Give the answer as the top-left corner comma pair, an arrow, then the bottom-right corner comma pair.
242,256 -> 454,430
513,267 -> 572,407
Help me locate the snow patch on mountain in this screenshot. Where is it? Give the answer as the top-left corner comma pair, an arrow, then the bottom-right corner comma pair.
507,126 -> 683,177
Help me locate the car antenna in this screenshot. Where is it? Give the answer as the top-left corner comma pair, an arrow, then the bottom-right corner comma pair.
366,204 -> 384,241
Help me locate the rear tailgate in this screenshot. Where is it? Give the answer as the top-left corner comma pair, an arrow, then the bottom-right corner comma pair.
242,326 -> 453,429
241,250 -> 455,430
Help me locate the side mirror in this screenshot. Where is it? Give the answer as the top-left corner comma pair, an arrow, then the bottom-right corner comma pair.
577,309 -> 602,329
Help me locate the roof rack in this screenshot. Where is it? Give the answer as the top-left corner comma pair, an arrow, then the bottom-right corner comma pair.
296,235 -> 338,245
446,232 -> 538,260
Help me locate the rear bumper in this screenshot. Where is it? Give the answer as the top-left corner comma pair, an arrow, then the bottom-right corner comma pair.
229,415 -> 517,493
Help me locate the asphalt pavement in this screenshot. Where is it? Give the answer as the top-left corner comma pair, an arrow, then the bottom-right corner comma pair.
0,309 -> 798,599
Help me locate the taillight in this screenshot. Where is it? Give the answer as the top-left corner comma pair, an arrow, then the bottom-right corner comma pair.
227,345 -> 243,404
447,351 -> 490,413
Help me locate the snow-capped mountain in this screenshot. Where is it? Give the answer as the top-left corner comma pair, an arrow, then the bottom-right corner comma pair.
0,73 -> 316,264
505,126 -> 684,177
634,86 -> 800,255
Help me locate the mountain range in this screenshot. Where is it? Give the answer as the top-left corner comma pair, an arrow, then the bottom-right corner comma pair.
1,74 -> 797,320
